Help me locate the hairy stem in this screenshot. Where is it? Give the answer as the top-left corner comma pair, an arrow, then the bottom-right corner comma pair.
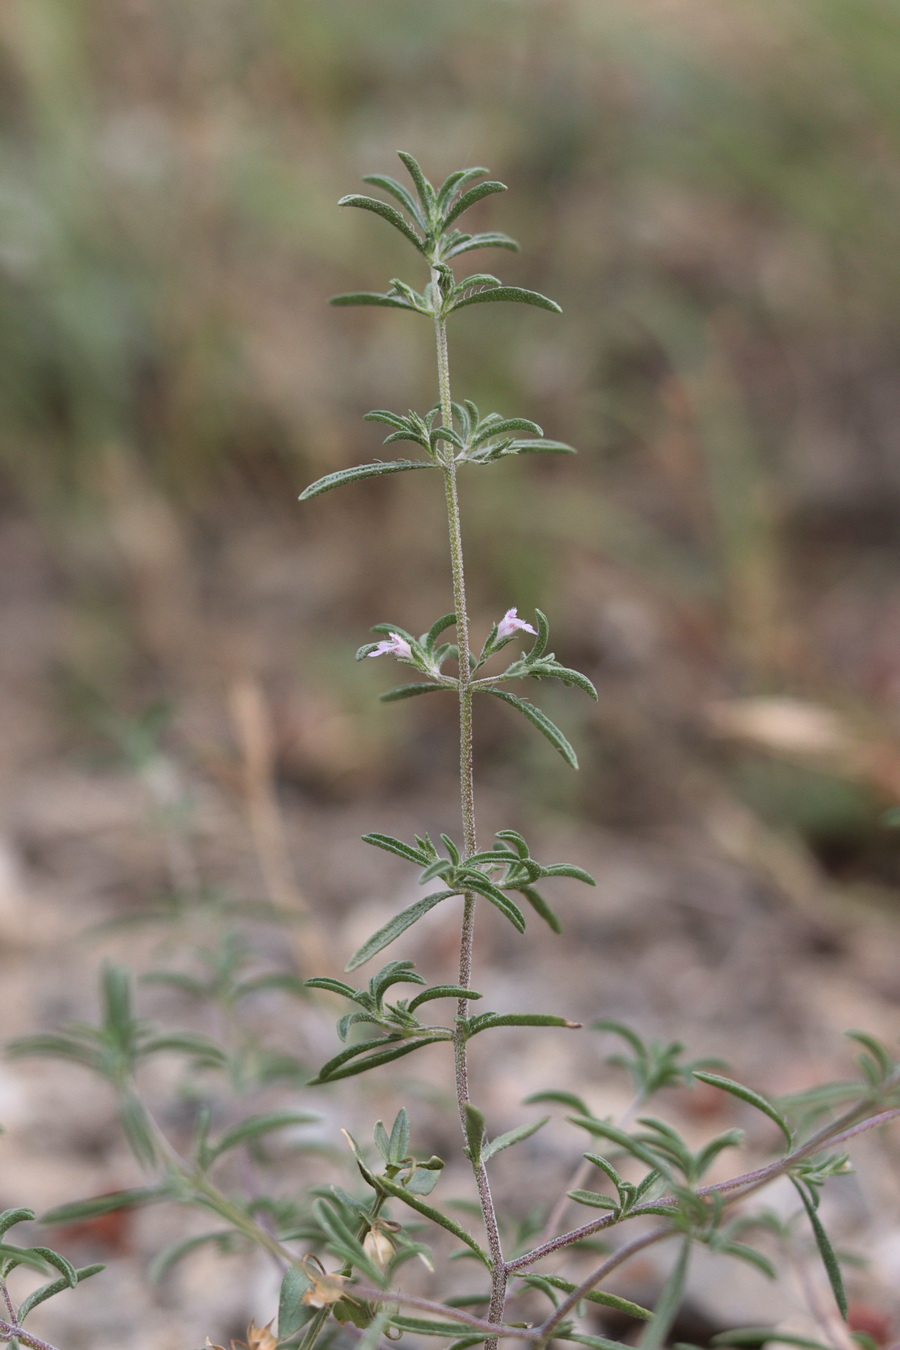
508,1099 -> 900,1275
432,275 -> 507,1341
0,1322 -> 66,1350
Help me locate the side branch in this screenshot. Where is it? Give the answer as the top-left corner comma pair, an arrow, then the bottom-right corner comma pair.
0,1321 -> 65,1350
507,1102 -> 900,1272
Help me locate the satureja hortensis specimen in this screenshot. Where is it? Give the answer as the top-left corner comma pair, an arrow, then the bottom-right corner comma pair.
4,154 -> 900,1350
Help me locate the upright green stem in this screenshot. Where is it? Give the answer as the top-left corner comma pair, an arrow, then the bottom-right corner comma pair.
432,274 -> 507,1339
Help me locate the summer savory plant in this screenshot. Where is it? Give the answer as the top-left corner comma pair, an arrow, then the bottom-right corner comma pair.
6,154 -> 900,1350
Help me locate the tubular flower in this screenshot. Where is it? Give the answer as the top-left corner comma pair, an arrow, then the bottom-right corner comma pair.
496,608 -> 537,641
367,633 -> 413,660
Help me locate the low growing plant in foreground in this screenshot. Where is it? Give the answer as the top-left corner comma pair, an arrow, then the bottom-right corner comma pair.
6,154 -> 900,1350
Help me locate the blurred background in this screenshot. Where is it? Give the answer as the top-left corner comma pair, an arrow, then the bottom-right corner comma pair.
2,0 -> 900,1345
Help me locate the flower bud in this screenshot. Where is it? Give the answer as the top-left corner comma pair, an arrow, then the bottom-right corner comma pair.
363,1223 -> 395,1269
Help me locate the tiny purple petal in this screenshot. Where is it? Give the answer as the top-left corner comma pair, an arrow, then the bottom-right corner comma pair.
368,632 -> 413,660
496,608 -> 537,641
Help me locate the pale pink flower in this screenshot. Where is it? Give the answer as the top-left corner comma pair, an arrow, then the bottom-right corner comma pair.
496,608 -> 537,641
368,632 -> 413,660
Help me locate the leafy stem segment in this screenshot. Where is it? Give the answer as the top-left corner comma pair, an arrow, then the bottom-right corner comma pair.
302,153 -> 582,1346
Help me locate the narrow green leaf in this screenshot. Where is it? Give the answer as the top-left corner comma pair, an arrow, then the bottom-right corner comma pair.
442,181 -> 507,229
495,829 -> 529,857
101,962 -> 133,1032
518,886 -> 562,934
460,873 -> 526,932
397,152 -> 436,216
205,1111 -> 318,1164
364,409 -> 411,430
582,1153 -> 627,1195
120,1093 -> 159,1169
591,1020 -> 646,1058
0,1210 -> 34,1241
563,1334 -> 637,1350
483,688 -> 578,768
444,232 -> 519,258
524,1089 -> 591,1115
407,985 -> 482,1013
464,1104 -> 485,1163
472,417 -> 542,447
383,428 -> 431,448
389,1316 -> 477,1337
440,834 -> 461,866
310,1033 -> 450,1084
305,976 -> 358,998
299,460 -> 432,502
481,1116 -> 549,1163
517,1274 -> 651,1320
361,833 -> 430,865
567,1117 -> 676,1185
467,849 -> 520,866
373,1120 -> 391,1161
17,1262 -> 104,1323
380,682 -> 452,702
711,1332 -> 838,1350
845,1029 -> 893,1079
329,292 -> 419,309
568,1190 -> 619,1211
637,1238 -> 691,1350
373,1175 -> 490,1268
0,1242 -> 53,1276
714,1240 -> 777,1281
449,273 -> 502,300
310,1036 -> 393,1080
314,1199 -> 385,1285
369,959 -> 425,1003
424,613 -> 457,651
541,864 -> 596,886
40,1189 -> 160,1225
523,611 -> 549,663
466,1012 -> 580,1037
149,1232 -> 236,1284
436,166 -> 489,212
234,972 -> 309,1000
6,1033 -> 101,1071
361,174 -> 426,229
337,193 -> 425,252
508,438 -> 576,454
388,1108 -> 410,1164
692,1072 -> 793,1147
419,859 -> 454,884
19,1247 -> 76,1289
140,1033 -> 229,1066
790,1177 -> 848,1319
345,890 -> 458,971
693,1127 -> 744,1177
450,286 -> 561,314
528,662 -> 598,700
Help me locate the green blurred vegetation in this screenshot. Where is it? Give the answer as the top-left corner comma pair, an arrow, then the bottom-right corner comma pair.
3,0 -> 900,863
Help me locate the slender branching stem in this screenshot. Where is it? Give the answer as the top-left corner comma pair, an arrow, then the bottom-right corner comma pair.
432,273 -> 507,1342
535,1225 -> 673,1346
507,1100 -> 900,1275
0,1322 -> 66,1350
535,1088 -> 646,1249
